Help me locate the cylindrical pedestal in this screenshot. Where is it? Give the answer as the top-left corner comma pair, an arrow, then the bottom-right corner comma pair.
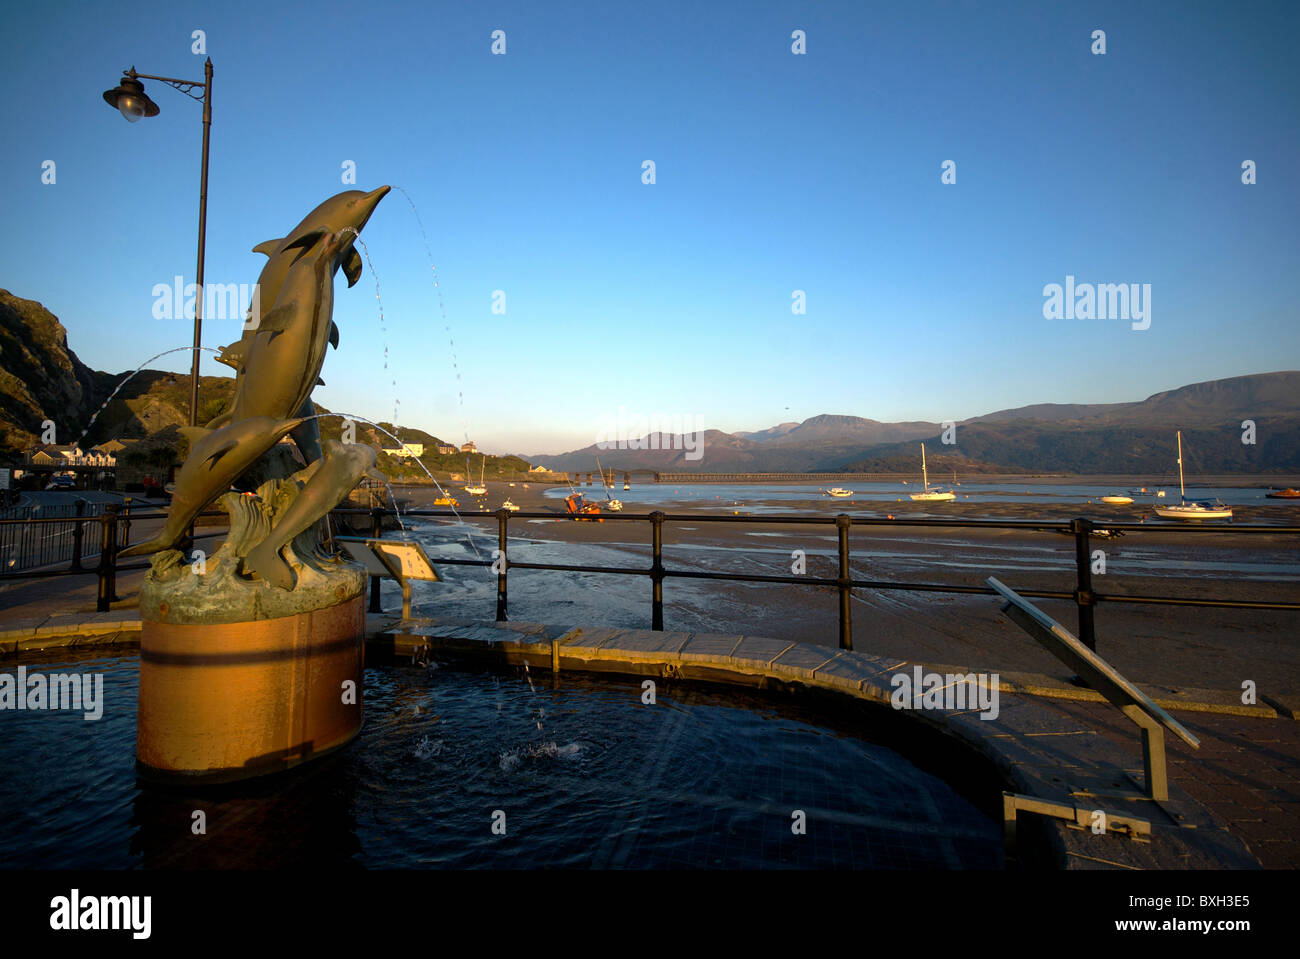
137,594 -> 365,783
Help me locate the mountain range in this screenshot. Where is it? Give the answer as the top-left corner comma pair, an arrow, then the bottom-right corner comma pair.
3,289 -> 1296,476
522,372 -> 1300,475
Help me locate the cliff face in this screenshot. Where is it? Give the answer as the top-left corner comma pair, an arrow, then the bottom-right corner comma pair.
0,289 -> 100,450
0,290 -> 236,457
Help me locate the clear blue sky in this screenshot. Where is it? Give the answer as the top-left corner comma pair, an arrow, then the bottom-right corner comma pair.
3,0 -> 1297,456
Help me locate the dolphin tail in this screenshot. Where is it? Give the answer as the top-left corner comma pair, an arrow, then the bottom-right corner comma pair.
244,540 -> 296,591
120,535 -> 175,558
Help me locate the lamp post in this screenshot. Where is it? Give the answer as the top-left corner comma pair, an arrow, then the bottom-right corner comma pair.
103,59 -> 213,428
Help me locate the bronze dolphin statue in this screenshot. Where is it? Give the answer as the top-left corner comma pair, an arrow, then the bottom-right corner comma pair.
243,438 -> 384,590
211,186 -> 390,461
120,416 -> 304,557
226,229 -> 356,430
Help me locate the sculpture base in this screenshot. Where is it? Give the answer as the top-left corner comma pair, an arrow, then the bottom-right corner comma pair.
136,594 -> 365,784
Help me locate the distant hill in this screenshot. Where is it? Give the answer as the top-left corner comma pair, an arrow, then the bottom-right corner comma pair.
0,292 -> 528,478
525,371 -> 1300,475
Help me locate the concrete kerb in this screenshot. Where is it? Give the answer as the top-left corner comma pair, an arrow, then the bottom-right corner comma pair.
375,618 -> 1266,869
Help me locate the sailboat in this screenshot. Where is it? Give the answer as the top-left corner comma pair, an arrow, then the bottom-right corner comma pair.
595,457 -> 622,511
1153,431 -> 1232,520
463,455 -> 487,496
909,443 -> 956,502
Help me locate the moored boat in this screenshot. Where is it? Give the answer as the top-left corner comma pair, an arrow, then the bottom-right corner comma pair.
1153,431 -> 1232,521
909,443 -> 955,502
1266,488 -> 1300,499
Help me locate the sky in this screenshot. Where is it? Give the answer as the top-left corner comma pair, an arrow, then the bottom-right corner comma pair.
3,0 -> 1298,457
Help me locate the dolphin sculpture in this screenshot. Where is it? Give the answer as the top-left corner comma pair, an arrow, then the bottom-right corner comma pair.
211,185 -> 390,461
120,416 -> 304,557
243,438 -> 384,590
226,229 -> 356,430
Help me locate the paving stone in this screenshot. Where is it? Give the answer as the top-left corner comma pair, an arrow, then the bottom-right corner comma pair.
554,626 -> 625,650
728,636 -> 795,667
600,629 -> 692,659
678,633 -> 743,661
0,617 -> 49,639
769,644 -> 837,677
809,652 -> 876,692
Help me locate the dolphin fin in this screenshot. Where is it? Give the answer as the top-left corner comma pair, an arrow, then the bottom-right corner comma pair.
256,304 -> 296,335
202,439 -> 241,465
282,229 -> 329,262
252,239 -> 282,257
342,247 -> 363,287
365,466 -> 386,482
316,377 -> 325,387
329,321 -> 340,349
205,411 -> 232,430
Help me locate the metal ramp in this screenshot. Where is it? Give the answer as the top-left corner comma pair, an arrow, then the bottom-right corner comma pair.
986,576 -> 1201,855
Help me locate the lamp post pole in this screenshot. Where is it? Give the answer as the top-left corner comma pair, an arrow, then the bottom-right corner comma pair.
190,57 -> 212,428
103,58 -> 213,427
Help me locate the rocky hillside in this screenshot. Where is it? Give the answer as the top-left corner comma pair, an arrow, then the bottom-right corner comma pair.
0,292 -> 529,479
0,290 -> 101,450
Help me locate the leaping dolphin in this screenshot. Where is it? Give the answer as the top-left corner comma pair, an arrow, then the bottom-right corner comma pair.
226,229 -> 357,430
211,185 -> 391,461
243,438 -> 384,590
120,416 -> 304,557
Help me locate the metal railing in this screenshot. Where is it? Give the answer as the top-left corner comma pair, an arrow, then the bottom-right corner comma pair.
0,499 -> 131,575
0,504 -> 226,611
335,508 -> 1300,652
2,501 -> 1297,631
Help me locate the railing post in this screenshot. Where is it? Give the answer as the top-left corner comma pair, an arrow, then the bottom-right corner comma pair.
836,514 -> 853,650
496,508 -> 509,622
650,510 -> 665,631
121,497 -> 132,548
368,507 -> 383,613
69,499 -> 85,572
96,504 -> 119,612
1072,517 -> 1096,652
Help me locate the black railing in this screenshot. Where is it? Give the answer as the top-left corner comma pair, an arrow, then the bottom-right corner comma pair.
335,508 -> 1300,653
0,499 -> 132,575
0,505 -> 224,611
2,502 -> 1296,635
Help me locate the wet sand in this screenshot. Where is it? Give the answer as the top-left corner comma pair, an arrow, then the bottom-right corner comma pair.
392,481 -> 1300,700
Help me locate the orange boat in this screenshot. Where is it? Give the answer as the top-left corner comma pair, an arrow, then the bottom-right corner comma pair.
1266,488 -> 1300,499
564,492 -> 603,522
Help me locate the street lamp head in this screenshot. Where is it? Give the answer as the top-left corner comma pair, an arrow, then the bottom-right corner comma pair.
102,74 -> 160,122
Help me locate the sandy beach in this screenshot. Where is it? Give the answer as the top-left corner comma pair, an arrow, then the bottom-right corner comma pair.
385,480 -> 1300,700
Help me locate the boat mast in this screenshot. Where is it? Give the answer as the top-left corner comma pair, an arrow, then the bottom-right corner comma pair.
921,442 -> 929,491
1176,431 -> 1185,503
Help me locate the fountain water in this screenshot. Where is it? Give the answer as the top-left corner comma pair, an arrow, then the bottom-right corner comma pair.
73,344 -> 224,446
395,186 -> 472,451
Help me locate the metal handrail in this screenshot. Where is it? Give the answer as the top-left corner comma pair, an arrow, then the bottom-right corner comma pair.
2,501 -> 1296,626
334,507 -> 1300,652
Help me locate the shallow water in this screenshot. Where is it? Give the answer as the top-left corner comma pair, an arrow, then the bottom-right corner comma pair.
0,652 -> 1002,869
546,482 -> 1284,510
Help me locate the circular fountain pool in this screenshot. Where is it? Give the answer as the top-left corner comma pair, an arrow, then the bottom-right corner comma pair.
0,650 -> 1002,869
